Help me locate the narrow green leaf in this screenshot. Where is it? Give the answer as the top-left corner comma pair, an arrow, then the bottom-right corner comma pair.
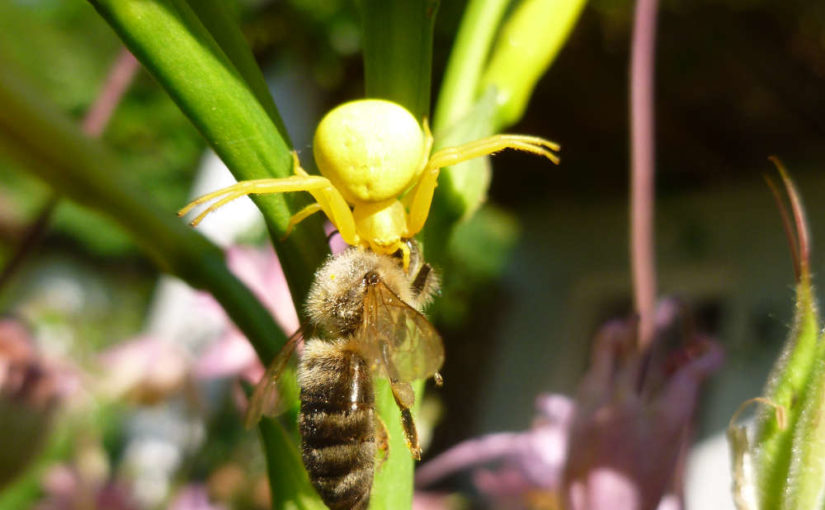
424,0 -> 510,260
357,0 -> 439,119
369,379 -> 425,510
432,0 -> 510,135
259,418 -> 326,510
421,89 -> 497,263
479,0 -> 587,130
425,0 -> 579,263
88,0 -> 328,311
183,0 -> 291,141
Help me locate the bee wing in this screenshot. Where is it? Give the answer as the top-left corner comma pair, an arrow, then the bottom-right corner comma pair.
244,329 -> 302,429
363,280 -> 444,383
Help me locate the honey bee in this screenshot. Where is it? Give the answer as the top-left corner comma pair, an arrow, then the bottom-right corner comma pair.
246,241 -> 443,510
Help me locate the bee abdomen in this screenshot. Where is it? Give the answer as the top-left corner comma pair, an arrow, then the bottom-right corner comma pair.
298,345 -> 376,509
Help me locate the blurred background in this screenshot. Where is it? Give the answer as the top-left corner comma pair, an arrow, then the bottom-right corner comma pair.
1,0 -> 825,508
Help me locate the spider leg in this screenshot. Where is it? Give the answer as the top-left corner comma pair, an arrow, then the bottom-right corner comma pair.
178,152 -> 359,246
428,134 -> 560,169
406,134 -> 560,235
289,151 -> 359,245
281,203 -> 323,240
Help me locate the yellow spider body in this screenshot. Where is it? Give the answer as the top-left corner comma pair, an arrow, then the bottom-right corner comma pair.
179,99 -> 560,267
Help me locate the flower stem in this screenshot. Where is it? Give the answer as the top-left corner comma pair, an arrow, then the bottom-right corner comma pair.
630,0 -> 659,349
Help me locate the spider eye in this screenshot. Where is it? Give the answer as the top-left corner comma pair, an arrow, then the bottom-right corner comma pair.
313,99 -> 426,204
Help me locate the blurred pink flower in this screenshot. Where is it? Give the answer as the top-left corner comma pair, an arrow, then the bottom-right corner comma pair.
36,463 -> 139,510
0,318 -> 61,407
168,484 -> 227,510
194,244 -> 299,383
98,335 -> 189,405
100,244 -> 300,405
416,395 -> 573,510
0,318 -> 69,488
413,490 -> 454,510
416,299 -> 722,510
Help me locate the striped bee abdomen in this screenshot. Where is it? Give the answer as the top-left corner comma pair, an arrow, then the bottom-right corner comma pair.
298,341 -> 376,510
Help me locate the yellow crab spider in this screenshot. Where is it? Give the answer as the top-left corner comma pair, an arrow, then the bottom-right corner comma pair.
179,99 -> 560,268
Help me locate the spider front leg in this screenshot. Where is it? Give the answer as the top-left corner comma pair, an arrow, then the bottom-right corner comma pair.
178,152 -> 360,245
405,134 -> 561,235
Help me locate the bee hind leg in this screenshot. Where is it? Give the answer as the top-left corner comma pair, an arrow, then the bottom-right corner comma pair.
390,381 -> 421,460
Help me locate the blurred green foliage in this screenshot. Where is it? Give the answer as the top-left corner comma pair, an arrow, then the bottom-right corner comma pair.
0,0 -> 203,257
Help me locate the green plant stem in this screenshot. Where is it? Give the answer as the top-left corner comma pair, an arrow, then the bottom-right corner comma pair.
358,0 -> 439,120
754,278 -> 819,509
358,2 -> 438,507
369,379 -> 425,509
259,419 -> 325,510
89,0 -> 328,314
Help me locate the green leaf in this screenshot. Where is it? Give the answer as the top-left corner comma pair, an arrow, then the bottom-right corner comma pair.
425,0 -> 580,263
480,0 -> 588,130
358,3 -> 437,507
184,0 -> 291,140
432,0 -> 510,135
369,379 -> 425,510
88,0 -> 328,311
357,0 -> 439,119
259,418 -> 326,510
421,89 -> 497,262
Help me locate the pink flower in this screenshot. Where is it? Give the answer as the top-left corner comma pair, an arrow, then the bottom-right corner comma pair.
193,244 -> 299,383
168,485 -> 226,510
0,318 -> 68,489
564,300 -> 722,510
94,244 -> 299,408
98,335 -> 189,405
35,463 -> 140,510
416,299 -> 722,510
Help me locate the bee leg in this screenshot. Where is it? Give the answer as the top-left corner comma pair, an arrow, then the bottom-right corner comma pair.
390,381 -> 421,460
374,414 -> 391,470
410,263 -> 433,297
